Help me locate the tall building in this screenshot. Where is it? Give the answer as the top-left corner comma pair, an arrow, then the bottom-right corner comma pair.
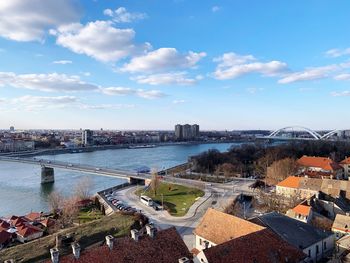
182,124 -> 192,140
191,124 -> 200,138
174,124 -> 200,141
175,124 -> 183,140
9,126 -> 15,132
82,129 -> 93,146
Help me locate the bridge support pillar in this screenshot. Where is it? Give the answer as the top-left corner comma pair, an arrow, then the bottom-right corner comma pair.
128,177 -> 145,185
41,166 -> 55,184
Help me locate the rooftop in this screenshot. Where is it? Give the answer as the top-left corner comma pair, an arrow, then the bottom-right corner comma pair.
332,214 -> 350,232
298,155 -> 342,171
276,176 -> 301,188
251,212 -> 333,249
203,228 -> 306,263
292,204 -> 311,216
340,157 -> 350,165
194,208 -> 264,245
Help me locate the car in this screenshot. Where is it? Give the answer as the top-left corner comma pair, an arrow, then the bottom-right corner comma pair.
95,168 -> 101,171
47,160 -> 51,164
68,163 -> 73,167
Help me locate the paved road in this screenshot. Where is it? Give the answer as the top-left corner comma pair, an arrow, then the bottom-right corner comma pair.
109,182 -> 248,249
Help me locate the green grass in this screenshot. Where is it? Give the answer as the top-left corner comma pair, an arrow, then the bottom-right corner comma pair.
0,213 -> 134,263
136,183 -> 204,217
76,206 -> 103,224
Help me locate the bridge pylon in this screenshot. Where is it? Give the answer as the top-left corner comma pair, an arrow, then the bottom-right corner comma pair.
41,165 -> 55,184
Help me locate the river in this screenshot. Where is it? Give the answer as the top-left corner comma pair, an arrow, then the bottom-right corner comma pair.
0,142 -> 240,216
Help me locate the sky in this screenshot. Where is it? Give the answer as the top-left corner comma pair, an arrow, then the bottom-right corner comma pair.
0,1 -> 350,131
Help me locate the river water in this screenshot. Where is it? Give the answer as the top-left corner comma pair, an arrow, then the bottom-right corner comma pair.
0,143 -> 239,216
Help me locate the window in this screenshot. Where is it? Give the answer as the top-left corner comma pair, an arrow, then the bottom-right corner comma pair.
324,241 -> 327,250
316,245 -> 319,254
308,249 -> 311,257
199,238 -> 202,246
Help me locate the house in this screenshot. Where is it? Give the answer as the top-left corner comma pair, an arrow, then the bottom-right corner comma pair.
332,214 -> 350,238
286,204 -> 313,223
340,157 -> 350,179
44,226 -> 192,263
193,208 -> 264,251
0,230 -> 12,250
297,155 -> 343,179
16,224 -> 43,243
24,212 -> 42,223
251,212 -> 334,262
196,228 -> 306,263
276,176 -> 350,200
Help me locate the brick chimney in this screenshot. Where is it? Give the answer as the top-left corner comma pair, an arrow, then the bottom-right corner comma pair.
50,248 -> 59,263
105,235 -> 114,250
178,257 -> 191,263
71,242 -> 81,259
146,224 -> 156,238
131,229 -> 139,241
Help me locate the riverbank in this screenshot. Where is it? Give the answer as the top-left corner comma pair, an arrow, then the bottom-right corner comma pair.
2,139 -> 254,157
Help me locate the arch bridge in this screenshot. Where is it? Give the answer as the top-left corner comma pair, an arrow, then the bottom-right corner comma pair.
267,126 -> 341,140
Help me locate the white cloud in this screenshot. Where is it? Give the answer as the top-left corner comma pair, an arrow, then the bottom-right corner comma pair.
325,48 -> 350,58
53,60 -> 72,65
79,104 -> 135,110
121,48 -> 206,73
334,73 -> 350,81
104,7 -> 147,23
278,65 -> 338,84
132,72 -> 198,85
101,87 -> 166,99
0,0 -> 80,42
0,72 -> 98,92
212,6 -> 220,12
12,95 -> 78,111
52,20 -> 150,62
331,91 -> 350,97
246,87 -> 264,94
213,52 -> 287,80
173,99 -> 186,104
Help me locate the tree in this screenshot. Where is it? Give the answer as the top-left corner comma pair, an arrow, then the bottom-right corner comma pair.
48,191 -> 64,214
60,197 -> 79,227
150,169 -> 160,196
216,163 -> 237,180
266,158 -> 298,185
74,177 -> 93,200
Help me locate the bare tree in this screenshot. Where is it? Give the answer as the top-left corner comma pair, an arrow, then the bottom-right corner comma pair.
216,163 -> 237,181
266,158 -> 298,185
74,177 -> 93,200
60,197 -> 79,227
150,169 -> 160,196
48,191 -> 64,214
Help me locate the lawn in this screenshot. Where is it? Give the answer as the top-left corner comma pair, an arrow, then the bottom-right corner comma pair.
0,213 -> 134,263
136,182 -> 204,217
76,206 -> 103,224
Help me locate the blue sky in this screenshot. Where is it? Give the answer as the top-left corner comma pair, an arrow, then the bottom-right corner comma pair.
0,1 -> 350,130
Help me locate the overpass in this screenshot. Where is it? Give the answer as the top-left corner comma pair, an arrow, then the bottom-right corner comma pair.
0,156 -> 151,185
266,126 -> 343,140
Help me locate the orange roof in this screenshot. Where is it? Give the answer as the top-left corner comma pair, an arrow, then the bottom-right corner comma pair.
25,212 -> 41,222
298,155 -> 342,171
276,176 -> 301,188
194,208 -> 265,245
341,157 -> 350,165
292,204 -> 311,216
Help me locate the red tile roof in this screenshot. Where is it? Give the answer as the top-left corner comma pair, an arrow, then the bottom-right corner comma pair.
0,220 -> 10,229
25,212 -> 41,222
203,228 -> 306,263
17,224 -> 43,237
46,227 -> 192,263
292,204 -> 311,216
298,155 -> 342,171
276,176 -> 301,188
0,230 -> 12,245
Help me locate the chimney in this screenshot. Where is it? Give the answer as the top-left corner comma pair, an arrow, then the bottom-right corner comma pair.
71,242 -> 81,259
50,248 -> 59,263
131,229 -> 139,241
146,224 -> 156,238
105,235 -> 114,250
178,257 -> 191,263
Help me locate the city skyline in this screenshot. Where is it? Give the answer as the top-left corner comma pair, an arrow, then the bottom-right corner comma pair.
0,1 -> 350,130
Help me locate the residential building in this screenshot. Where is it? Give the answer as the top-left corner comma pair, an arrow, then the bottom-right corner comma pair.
0,230 -> 12,250
297,155 -> 343,179
332,214 -> 350,238
251,212 -> 335,262
286,204 -> 313,223
175,124 -> 183,140
182,124 -> 192,140
45,227 -> 192,263
276,176 -> 350,200
195,228 -> 306,263
193,208 -> 265,252
191,124 -> 200,138
340,157 -> 350,179
81,129 -> 93,146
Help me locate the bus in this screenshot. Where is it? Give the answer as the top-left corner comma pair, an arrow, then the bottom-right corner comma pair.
140,195 -> 153,207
